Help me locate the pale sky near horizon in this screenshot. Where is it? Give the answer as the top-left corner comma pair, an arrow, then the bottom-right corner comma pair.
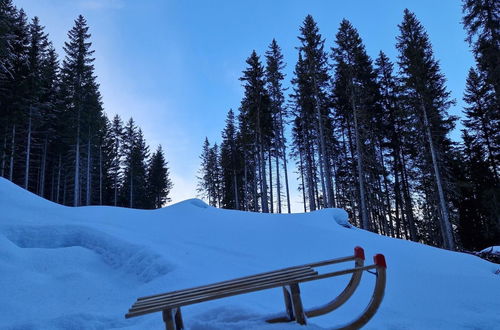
15,0 -> 474,212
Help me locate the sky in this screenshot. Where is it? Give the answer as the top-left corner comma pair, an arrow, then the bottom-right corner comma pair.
14,0 -> 475,211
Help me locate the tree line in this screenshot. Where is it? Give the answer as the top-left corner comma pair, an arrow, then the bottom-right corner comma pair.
198,3 -> 499,251
0,0 -> 173,209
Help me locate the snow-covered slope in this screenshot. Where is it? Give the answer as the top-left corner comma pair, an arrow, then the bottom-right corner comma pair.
0,178 -> 498,330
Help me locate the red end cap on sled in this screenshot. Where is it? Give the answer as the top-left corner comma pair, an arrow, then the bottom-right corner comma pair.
354,246 -> 365,260
374,254 -> 387,268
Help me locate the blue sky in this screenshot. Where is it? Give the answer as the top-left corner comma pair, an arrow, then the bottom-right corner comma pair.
15,0 -> 474,210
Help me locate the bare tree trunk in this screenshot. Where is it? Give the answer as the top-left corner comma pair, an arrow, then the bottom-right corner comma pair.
114,172 -> 118,206
311,147 -> 321,208
24,106 -> 32,189
56,154 -> 62,203
259,144 -> 269,213
63,174 -> 67,205
393,168 -> 403,239
312,73 -> 334,208
99,145 -> 102,205
420,101 -> 455,250
253,154 -> 258,212
268,150 -> 274,213
50,164 -> 55,201
9,124 -> 15,181
233,169 -> 239,209
275,154 -> 281,213
279,115 -> 291,213
39,135 -> 48,197
243,160 -> 248,211
299,147 -> 307,212
316,134 -> 327,209
400,150 -> 416,240
283,151 -> 291,213
378,144 -> 393,236
352,99 -> 370,230
86,135 -> 91,205
305,143 -> 317,211
129,167 -> 133,208
74,110 -> 80,206
1,133 -> 6,177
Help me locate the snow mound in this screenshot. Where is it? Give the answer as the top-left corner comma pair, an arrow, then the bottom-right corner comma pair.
0,178 -> 499,329
186,198 -> 210,209
480,246 -> 500,255
2,224 -> 172,283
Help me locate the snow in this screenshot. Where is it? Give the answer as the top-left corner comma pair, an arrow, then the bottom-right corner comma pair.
480,246 -> 500,255
0,177 -> 499,329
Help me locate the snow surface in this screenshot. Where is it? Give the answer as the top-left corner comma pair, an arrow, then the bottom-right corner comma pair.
0,177 -> 499,329
480,246 -> 500,255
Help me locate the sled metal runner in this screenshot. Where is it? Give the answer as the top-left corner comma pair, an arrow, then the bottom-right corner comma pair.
125,246 -> 387,329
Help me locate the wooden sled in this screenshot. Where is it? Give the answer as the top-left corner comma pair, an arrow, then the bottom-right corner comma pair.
125,246 -> 387,329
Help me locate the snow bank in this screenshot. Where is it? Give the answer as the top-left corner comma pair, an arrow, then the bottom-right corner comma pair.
481,246 -> 500,255
2,224 -> 172,283
0,178 -> 499,329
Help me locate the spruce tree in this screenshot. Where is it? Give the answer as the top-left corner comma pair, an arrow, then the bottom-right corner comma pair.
37,43 -> 59,198
455,66 -> 500,250
121,119 -> 149,208
239,50 -> 272,212
60,15 -> 97,206
147,145 -> 173,208
462,0 -> 500,107
294,15 -> 334,209
265,39 -> 291,213
5,8 -> 29,183
197,137 -> 212,204
23,16 -> 48,190
374,51 -> 417,240
462,67 -> 499,181
291,51 -> 319,211
332,19 -> 382,231
396,9 -> 456,249
108,114 -> 123,205
220,109 -> 242,209
0,0 -> 17,176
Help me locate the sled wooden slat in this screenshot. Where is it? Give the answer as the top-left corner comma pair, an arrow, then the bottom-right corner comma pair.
125,246 -> 387,330
129,268 -> 318,312
136,266 -> 314,303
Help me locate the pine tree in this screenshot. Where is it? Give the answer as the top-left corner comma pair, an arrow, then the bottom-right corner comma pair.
4,8 -> 29,183
462,67 -> 499,181
147,145 -> 173,208
23,16 -> 49,190
197,137 -> 212,204
60,15 -> 97,206
396,9 -> 456,249
239,50 -> 273,212
331,19 -> 382,231
0,0 -> 17,175
108,114 -> 123,205
374,51 -> 417,240
462,0 -> 500,107
454,66 -> 500,250
265,39 -> 291,213
291,51 -> 319,211
220,109 -> 242,209
209,143 -> 222,207
293,15 -> 335,209
37,43 -> 59,198
121,119 -> 149,208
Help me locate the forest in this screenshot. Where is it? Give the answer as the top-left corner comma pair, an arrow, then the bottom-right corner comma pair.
0,0 -> 498,252
197,2 -> 499,251
0,1 -> 173,210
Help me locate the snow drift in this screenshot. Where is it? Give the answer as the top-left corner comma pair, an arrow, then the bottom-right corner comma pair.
0,177 -> 498,329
